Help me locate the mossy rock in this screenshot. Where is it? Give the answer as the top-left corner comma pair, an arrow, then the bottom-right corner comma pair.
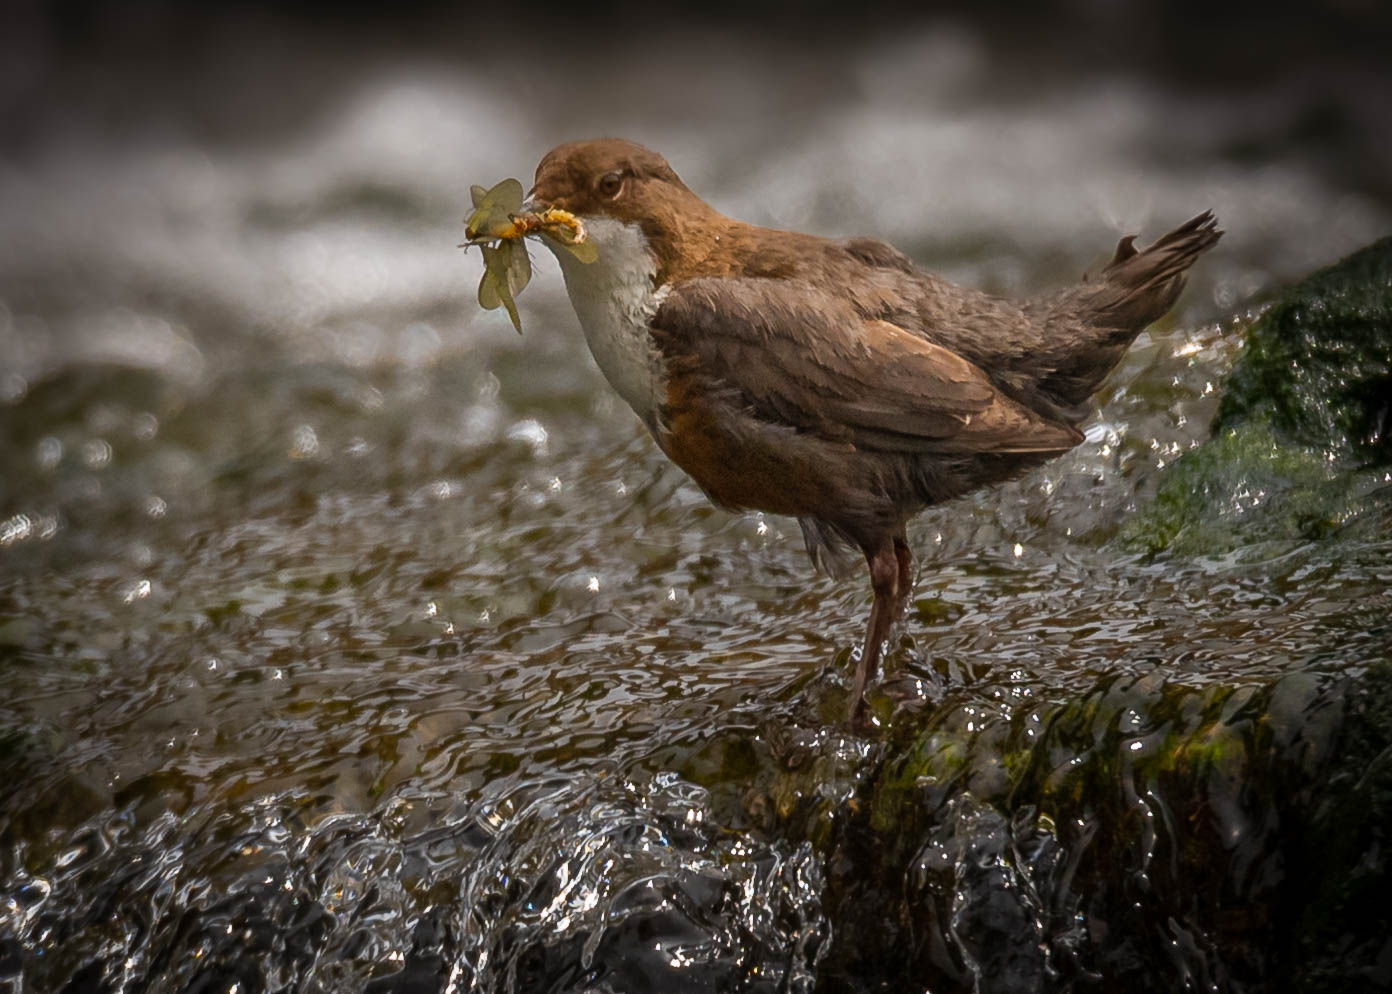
805,666 -> 1392,992
1120,237 -> 1392,557
1215,236 -> 1392,463
1117,420 -> 1387,557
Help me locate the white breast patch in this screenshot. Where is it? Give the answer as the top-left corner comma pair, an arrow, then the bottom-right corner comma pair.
545,217 -> 669,425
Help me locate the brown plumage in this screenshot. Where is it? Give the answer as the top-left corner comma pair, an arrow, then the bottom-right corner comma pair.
528,138 -> 1222,725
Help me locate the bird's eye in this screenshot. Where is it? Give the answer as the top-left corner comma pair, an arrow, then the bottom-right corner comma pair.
597,171 -> 624,198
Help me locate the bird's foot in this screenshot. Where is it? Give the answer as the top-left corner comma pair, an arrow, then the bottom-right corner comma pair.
848,692 -> 884,734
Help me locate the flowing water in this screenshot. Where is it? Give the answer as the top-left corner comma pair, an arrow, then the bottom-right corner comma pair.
2,17 -> 1391,993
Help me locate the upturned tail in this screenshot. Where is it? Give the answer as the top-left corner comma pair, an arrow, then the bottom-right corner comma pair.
1083,210 -> 1223,331
1032,210 -> 1223,412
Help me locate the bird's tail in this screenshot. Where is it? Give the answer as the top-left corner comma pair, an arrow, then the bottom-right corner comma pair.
1029,210 -> 1223,413
1080,210 -> 1223,332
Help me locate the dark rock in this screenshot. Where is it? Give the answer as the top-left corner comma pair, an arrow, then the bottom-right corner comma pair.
798,665 -> 1392,992
1215,236 -> 1392,463
1121,237 -> 1392,557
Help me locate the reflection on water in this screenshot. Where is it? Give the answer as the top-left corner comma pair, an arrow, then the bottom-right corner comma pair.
3,13 -> 1392,994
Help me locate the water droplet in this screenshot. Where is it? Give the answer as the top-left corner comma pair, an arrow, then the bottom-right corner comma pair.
133,412 -> 159,441
1,514 -> 35,547
1173,339 -> 1203,358
587,576 -> 600,593
289,425 -> 319,460
82,438 -> 112,469
506,418 -> 548,456
36,436 -> 62,470
1013,543 -> 1024,557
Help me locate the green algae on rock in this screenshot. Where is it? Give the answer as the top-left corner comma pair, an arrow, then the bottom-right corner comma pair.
1215,236 -> 1392,464
1119,420 -> 1386,557
757,665 -> 1392,991
1120,237 -> 1392,557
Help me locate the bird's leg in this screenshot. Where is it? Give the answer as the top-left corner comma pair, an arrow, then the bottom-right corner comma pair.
892,536 -> 914,619
849,539 -> 899,725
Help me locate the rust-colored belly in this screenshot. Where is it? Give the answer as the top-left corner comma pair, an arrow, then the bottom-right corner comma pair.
656,371 -> 853,518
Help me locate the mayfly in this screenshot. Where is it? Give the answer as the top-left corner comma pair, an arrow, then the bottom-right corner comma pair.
461,178 -> 597,333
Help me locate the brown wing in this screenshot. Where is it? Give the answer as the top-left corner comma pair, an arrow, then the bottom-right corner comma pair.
652,276 -> 1082,456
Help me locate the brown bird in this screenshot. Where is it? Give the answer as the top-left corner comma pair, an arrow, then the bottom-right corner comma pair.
525,137 -> 1221,725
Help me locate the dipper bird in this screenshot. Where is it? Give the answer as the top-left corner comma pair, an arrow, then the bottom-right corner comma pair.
526,138 -> 1221,725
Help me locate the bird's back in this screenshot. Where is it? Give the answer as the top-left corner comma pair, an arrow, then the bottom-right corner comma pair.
763,211 -> 1222,426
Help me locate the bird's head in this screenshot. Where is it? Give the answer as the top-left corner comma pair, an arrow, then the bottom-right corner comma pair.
529,138 -> 711,256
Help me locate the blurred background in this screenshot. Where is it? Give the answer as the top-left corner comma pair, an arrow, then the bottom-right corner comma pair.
2,3 -> 1391,992
1,0 -> 1390,390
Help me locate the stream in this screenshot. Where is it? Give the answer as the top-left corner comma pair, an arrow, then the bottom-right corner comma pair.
2,13 -> 1391,993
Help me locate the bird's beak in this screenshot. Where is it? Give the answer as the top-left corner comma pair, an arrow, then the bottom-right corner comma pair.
524,179 -> 563,213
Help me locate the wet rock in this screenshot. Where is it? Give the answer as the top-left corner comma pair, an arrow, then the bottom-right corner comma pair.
1116,420 -> 1383,557
1120,237 -> 1392,557
792,665 -> 1392,993
1215,237 -> 1392,464
1286,662 -> 1392,993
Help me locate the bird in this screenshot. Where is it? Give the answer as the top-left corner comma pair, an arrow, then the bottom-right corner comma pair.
524,137 -> 1222,726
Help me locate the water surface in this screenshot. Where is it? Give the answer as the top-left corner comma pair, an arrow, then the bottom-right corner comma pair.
2,18 -> 1390,992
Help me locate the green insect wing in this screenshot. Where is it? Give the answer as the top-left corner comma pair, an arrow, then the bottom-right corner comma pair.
465,178 -> 525,240
505,239 -> 532,296
480,243 -> 524,334
484,178 -> 524,213
478,270 -> 500,311
464,177 -> 599,334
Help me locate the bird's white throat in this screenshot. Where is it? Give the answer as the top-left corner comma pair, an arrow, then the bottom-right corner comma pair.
546,217 -> 667,426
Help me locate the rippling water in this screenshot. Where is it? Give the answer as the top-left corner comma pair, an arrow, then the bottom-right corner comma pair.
2,14 -> 1391,993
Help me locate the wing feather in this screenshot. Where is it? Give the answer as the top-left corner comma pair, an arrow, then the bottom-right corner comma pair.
652,277 -> 1081,455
